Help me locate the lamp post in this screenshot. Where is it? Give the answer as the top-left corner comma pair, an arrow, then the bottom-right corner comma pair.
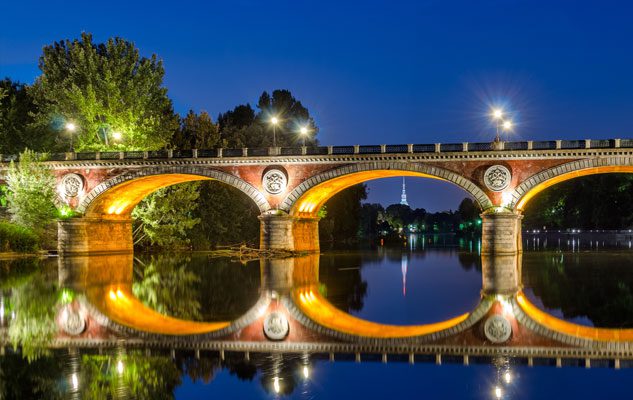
270,116 -> 279,148
502,120 -> 513,141
491,108 -> 503,142
65,122 -> 77,152
299,126 -> 309,147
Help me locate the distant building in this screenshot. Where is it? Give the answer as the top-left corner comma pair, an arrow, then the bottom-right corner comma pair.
400,177 -> 409,206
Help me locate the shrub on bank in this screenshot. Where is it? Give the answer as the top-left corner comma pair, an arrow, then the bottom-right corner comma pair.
0,221 -> 39,252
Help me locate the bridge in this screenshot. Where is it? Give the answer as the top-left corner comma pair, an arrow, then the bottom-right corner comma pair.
3,253 -> 633,369
1,138 -> 633,255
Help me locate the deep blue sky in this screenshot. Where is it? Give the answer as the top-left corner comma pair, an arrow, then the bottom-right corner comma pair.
2,0 -> 632,210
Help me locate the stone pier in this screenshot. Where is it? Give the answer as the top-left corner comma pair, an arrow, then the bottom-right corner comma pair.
58,218 -> 133,255
481,212 -> 523,255
259,212 -> 320,252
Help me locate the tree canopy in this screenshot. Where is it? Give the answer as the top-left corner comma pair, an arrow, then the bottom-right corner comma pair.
29,32 -> 179,151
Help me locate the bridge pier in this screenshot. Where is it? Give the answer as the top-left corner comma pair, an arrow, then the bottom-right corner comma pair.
58,218 -> 133,255
259,212 -> 320,252
481,212 -> 523,255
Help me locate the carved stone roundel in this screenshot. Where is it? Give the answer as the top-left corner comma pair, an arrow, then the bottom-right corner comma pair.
484,315 -> 512,343
263,311 -> 289,341
61,308 -> 86,336
483,165 -> 511,192
262,169 -> 287,195
60,173 -> 84,198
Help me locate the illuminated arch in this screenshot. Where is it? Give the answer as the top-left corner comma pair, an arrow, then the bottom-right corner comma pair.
511,157 -> 633,211
515,292 -> 633,345
280,162 -> 493,216
286,285 -> 492,341
77,165 -> 270,217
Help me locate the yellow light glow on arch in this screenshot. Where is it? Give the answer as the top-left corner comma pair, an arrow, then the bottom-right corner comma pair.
85,174 -> 213,218
516,166 -> 633,211
291,170 -> 456,217
293,286 -> 469,338
517,292 -> 633,341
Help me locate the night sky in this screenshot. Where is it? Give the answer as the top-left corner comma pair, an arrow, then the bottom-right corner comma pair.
2,0 -> 632,210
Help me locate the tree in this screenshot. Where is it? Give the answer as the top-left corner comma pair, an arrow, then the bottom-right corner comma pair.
0,79 -> 54,155
29,32 -> 179,151
171,110 -> 220,150
132,256 -> 202,320
132,183 -> 201,248
6,150 -> 57,236
319,184 -> 368,244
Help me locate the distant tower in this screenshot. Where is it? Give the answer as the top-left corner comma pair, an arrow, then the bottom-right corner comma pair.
400,177 -> 409,206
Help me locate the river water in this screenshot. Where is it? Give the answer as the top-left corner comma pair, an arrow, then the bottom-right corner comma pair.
1,233 -> 633,398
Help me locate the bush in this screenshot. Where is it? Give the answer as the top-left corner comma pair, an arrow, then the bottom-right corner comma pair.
0,221 -> 39,252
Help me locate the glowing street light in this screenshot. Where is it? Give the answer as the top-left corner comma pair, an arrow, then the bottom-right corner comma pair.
490,108 -> 504,142
502,120 -> 513,131
491,108 -> 503,121
112,131 -> 122,141
270,116 -> 280,148
299,126 -> 310,146
494,386 -> 503,399
66,122 -> 77,151
117,360 -> 124,374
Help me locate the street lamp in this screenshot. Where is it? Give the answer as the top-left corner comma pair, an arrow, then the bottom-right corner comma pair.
65,122 -> 77,151
491,108 -> 504,142
270,116 -> 279,147
299,126 -> 309,146
112,131 -> 122,141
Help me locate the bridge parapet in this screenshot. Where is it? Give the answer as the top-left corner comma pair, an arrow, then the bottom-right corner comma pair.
1,138 -> 631,163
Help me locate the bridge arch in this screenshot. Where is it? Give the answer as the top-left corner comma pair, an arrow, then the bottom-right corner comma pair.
77,165 -> 270,217
279,162 -> 493,216
510,156 -> 633,211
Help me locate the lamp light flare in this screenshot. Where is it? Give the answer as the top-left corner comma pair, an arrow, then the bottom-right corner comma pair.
112,131 -> 122,141
303,365 -> 310,379
270,116 -> 279,125
502,120 -> 513,131
273,377 -> 280,393
504,372 -> 512,384
495,386 -> 502,399
492,108 -> 503,120
300,126 -> 308,135
65,122 -> 77,132
117,360 -> 124,374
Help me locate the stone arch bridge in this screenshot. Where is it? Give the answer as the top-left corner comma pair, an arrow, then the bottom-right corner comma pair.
1,138 -> 632,255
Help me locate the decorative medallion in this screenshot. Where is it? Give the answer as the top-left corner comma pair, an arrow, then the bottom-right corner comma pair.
483,165 -> 511,192
483,315 -> 512,343
61,307 -> 86,336
262,169 -> 287,195
60,173 -> 84,198
263,311 -> 290,341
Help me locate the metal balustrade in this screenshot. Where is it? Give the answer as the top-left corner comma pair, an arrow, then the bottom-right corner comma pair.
1,138 -> 631,162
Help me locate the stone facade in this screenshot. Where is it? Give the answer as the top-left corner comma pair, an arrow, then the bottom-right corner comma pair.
58,218 -> 133,255
481,212 -> 523,255
259,213 -> 320,252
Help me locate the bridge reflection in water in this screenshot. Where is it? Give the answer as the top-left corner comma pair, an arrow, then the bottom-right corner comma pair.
5,253 -> 632,365
4,250 -> 633,397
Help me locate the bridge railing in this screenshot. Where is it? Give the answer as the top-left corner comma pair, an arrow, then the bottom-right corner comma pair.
0,138 -> 631,162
